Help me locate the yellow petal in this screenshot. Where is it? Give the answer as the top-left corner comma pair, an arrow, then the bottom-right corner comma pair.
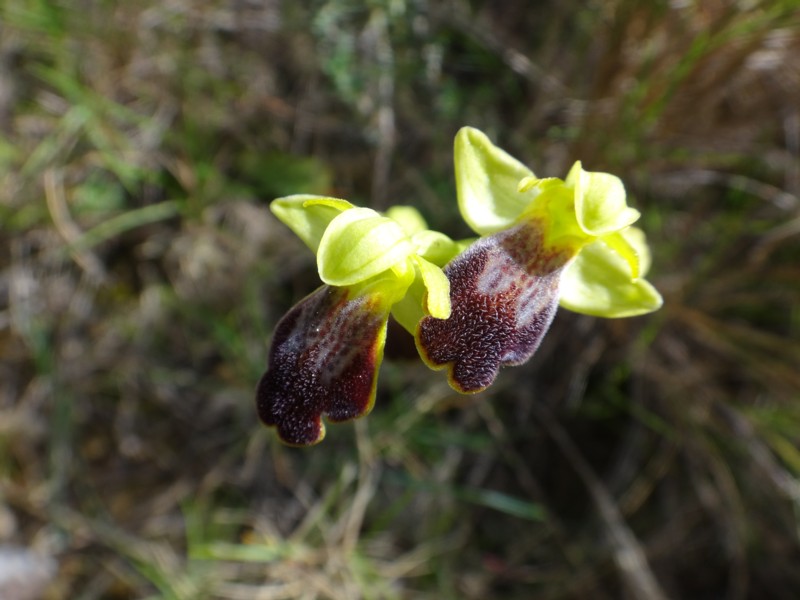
414,255 -> 451,319
317,208 -> 414,286
566,162 -> 640,236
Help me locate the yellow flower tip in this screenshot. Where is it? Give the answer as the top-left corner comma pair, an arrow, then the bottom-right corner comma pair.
412,255 -> 451,319
566,161 -> 640,237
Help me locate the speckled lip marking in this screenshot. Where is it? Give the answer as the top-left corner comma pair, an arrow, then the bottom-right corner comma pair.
416,221 -> 571,393
256,285 -> 388,445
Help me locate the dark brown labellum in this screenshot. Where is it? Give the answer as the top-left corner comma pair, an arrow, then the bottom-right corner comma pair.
416,221 -> 571,393
256,285 -> 388,445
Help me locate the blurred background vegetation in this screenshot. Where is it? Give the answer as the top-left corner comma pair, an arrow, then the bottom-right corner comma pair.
1,0 -> 799,598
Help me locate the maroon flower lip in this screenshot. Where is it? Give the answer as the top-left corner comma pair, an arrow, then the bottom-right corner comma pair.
416,221 -> 571,393
256,285 -> 388,446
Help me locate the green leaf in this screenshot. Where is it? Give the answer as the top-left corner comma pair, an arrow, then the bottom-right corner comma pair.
317,208 -> 414,286
559,238 -> 663,317
455,487 -> 545,522
454,127 -> 534,235
270,195 -> 353,252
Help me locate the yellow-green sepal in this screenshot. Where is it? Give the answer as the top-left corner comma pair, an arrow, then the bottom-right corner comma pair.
390,279 -> 426,334
317,207 -> 415,286
622,226 -> 652,275
558,230 -> 663,317
455,127 -> 535,235
270,195 -> 354,253
601,229 -> 641,279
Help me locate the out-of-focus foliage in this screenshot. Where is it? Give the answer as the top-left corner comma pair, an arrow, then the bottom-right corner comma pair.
1,0 -> 799,598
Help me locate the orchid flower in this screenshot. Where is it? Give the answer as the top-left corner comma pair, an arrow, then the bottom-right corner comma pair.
256,196 -> 462,445
416,127 -> 663,393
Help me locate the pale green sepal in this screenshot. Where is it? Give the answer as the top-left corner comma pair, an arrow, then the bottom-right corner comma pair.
455,127 -> 534,235
566,162 -> 640,236
390,279 -> 426,334
302,197 -> 356,211
558,239 -> 663,317
385,205 -> 428,236
601,230 -> 640,279
413,255 -> 451,319
622,226 -> 652,276
410,230 -> 462,266
270,195 -> 354,252
389,255 -> 453,333
317,207 -> 414,286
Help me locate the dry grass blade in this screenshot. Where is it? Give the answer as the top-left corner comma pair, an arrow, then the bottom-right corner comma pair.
532,403 -> 669,600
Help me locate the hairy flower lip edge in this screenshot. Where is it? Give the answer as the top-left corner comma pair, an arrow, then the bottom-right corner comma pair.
415,330 -> 501,395
415,217 -> 573,394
